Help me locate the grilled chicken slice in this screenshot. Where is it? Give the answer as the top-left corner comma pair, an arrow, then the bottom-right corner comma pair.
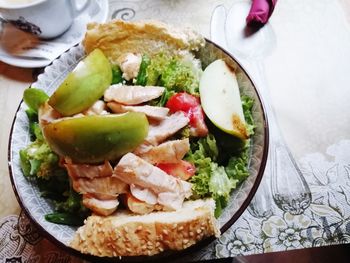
90,192 -> 120,200
130,184 -> 158,205
158,192 -> 186,210
122,193 -> 157,215
114,153 -> 192,210
117,53 -> 142,81
107,102 -> 169,120
82,100 -> 108,116
130,184 -> 184,211
38,102 -> 61,126
145,111 -> 189,145
114,153 -> 192,196
83,194 -> 119,216
104,84 -> 165,105
65,161 -> 113,179
72,176 -> 128,196
134,139 -> 190,164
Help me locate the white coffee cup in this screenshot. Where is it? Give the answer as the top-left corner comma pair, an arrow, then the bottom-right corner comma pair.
0,0 -> 91,39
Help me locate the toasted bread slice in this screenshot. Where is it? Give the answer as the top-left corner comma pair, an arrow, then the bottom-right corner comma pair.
70,198 -> 220,257
83,20 -> 205,64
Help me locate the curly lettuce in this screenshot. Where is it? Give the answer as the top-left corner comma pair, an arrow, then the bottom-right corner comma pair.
146,53 -> 202,106
186,135 -> 237,216
20,89 -> 90,225
19,109 -> 60,180
242,95 -> 255,136
187,96 -> 255,216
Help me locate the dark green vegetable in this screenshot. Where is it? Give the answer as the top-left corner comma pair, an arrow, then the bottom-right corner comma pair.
210,123 -> 245,164
136,55 -> 150,86
225,142 -> 250,184
55,188 -> 83,212
24,105 -> 40,141
23,87 -> 49,113
242,96 -> 256,136
150,89 -> 176,107
37,176 -> 69,202
214,196 -> 226,218
25,107 -> 38,122
45,212 -> 86,226
45,187 -> 90,226
111,65 -> 123,84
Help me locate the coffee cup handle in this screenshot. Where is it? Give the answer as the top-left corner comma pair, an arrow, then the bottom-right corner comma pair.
69,0 -> 92,17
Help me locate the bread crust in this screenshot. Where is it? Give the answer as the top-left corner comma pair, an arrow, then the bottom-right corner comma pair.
70,199 -> 220,257
83,20 -> 205,64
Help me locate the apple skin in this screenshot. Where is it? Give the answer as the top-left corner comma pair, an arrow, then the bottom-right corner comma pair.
23,88 -> 49,112
199,59 -> 248,140
48,49 -> 112,116
43,112 -> 149,164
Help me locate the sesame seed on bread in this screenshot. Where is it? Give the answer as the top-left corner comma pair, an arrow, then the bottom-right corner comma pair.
69,198 -> 220,257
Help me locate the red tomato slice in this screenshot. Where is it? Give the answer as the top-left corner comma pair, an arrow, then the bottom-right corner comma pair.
157,160 -> 196,181
166,92 -> 208,137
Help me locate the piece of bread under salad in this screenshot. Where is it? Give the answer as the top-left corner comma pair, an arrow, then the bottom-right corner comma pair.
21,19 -> 255,257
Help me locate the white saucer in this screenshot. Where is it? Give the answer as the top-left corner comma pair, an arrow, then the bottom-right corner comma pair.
0,0 -> 109,68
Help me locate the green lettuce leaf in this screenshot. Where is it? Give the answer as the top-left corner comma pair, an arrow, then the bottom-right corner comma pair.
146,53 -> 201,106
209,163 -> 237,199
242,95 -> 255,136
209,163 -> 238,217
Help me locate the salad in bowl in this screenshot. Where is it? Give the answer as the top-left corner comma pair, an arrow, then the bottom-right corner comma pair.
9,20 -> 268,260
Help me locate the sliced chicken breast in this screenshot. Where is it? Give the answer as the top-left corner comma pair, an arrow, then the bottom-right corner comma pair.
131,183 -> 188,211
38,102 -> 61,126
122,193 -> 157,215
130,184 -> 158,205
89,192 -> 120,200
104,84 -> 165,105
134,139 -> 190,164
65,161 -> 113,179
114,153 -> 192,197
82,100 -> 108,116
72,176 -> 128,196
83,194 -> 119,216
158,192 -> 186,211
117,53 -> 142,81
107,102 -> 169,120
145,111 -> 189,145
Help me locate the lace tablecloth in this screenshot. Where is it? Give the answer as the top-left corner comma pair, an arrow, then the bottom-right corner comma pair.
1,0 -> 350,262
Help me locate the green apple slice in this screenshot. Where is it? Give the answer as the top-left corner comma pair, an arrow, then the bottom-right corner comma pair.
199,59 -> 248,140
48,49 -> 112,116
43,112 -> 149,164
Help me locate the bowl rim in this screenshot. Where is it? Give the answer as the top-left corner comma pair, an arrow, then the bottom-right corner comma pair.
7,38 -> 269,262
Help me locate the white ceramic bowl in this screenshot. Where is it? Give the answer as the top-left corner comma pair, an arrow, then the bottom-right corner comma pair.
8,39 -> 269,262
